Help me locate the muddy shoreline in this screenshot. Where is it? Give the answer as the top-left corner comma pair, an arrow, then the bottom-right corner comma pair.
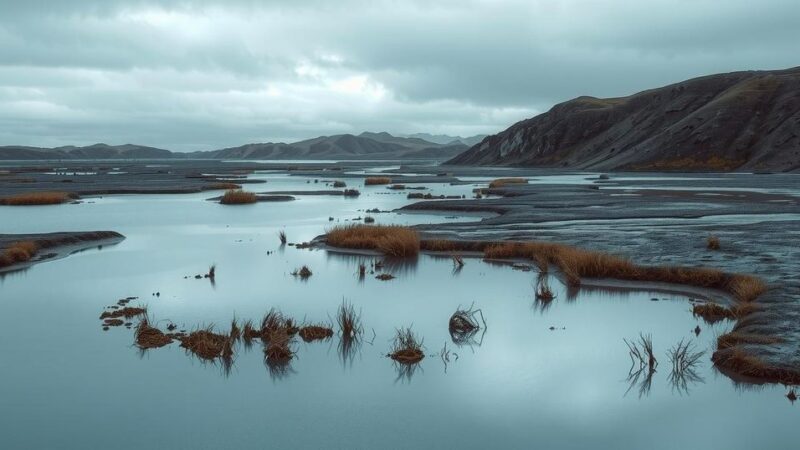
0,231 -> 125,273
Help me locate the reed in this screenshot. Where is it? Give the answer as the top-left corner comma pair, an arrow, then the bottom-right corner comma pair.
364,177 -> 391,185
0,191 -> 72,206
325,224 -> 419,257
220,189 -> 257,204
390,327 -> 425,364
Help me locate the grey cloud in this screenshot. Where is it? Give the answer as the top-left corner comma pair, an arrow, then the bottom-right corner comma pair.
0,0 -> 798,150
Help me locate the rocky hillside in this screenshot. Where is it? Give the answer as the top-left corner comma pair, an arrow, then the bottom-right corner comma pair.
447,67 -> 800,172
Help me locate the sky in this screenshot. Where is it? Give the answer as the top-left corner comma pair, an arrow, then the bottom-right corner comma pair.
0,0 -> 798,151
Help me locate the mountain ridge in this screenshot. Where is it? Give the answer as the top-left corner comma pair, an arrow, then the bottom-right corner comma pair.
446,67 -> 800,172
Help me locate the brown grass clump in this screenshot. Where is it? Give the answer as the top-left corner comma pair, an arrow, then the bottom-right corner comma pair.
390,327 -> 425,364
292,265 -> 313,279
261,309 -> 298,337
264,330 -> 294,362
220,189 -> 257,204
179,326 -> 232,360
711,349 -> 800,384
299,325 -> 334,342
707,235 -> 721,250
488,178 -> 527,188
135,317 -> 173,349
325,224 -> 419,257
364,177 -> 391,185
206,182 -> 241,190
0,241 -> 39,267
716,332 -> 782,350
100,306 -> 147,320
0,191 -> 71,206
535,278 -> 555,301
692,303 -> 735,323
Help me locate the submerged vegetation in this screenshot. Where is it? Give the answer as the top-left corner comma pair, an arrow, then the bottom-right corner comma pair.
220,189 -> 257,204
0,191 -> 72,206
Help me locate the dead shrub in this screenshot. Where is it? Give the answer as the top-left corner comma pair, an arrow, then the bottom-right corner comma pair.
299,325 -> 334,342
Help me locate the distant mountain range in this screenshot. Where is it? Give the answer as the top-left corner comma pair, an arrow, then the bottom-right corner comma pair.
447,67 -> 800,172
0,132 -> 469,161
404,133 -> 487,147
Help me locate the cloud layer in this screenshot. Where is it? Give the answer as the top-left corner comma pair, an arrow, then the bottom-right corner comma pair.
1,0 -> 798,150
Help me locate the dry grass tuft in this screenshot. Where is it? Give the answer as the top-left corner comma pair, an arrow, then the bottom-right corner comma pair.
692,303 -> 734,323
364,177 -> 391,185
0,241 -> 39,267
292,265 -> 313,279
220,189 -> 257,204
326,224 -> 419,257
261,309 -> 298,337
390,327 -> 425,364
707,235 -> 721,250
488,178 -> 527,188
711,349 -> 800,384
299,325 -> 334,342
0,191 -> 72,206
179,326 -> 232,360
135,317 -> 173,349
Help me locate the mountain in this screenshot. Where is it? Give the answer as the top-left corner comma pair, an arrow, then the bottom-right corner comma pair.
406,133 -> 487,147
0,133 -> 469,161
198,133 -> 467,160
0,143 -> 173,160
446,67 -> 800,172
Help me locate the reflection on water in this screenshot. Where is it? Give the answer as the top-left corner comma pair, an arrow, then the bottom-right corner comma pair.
1,170 -> 799,450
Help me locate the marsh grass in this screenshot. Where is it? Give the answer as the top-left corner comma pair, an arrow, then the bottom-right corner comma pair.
364,177 -> 391,185
220,189 -> 257,204
326,224 -> 419,257
135,316 -> 173,349
488,178 -> 527,188
390,327 -> 425,364
292,265 -> 313,279
0,191 -> 72,206
535,277 -> 555,301
298,325 -> 334,342
336,300 -> 363,339
180,325 -> 231,360
0,241 -> 39,267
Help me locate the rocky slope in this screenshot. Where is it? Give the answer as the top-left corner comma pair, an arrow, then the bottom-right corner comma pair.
447,67 -> 800,172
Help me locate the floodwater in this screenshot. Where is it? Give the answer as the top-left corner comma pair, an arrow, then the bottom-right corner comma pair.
0,170 -> 797,450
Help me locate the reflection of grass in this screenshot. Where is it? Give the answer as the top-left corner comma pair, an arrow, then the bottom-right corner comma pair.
220,189 -> 257,204
0,191 -> 72,205
326,224 -> 419,257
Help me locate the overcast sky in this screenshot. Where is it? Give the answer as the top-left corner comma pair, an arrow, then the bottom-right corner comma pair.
0,0 -> 798,151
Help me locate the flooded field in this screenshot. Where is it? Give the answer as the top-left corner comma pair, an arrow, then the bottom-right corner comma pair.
1,168 -> 797,449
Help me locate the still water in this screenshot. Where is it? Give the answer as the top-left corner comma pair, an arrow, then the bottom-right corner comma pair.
0,171 -> 796,450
